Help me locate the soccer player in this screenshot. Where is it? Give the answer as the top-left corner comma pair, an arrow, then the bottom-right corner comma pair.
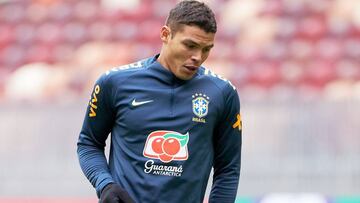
77,1 -> 242,203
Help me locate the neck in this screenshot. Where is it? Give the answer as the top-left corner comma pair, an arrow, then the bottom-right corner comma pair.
157,50 -> 171,71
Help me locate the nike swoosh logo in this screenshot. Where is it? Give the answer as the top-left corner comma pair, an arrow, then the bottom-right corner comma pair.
131,99 -> 153,107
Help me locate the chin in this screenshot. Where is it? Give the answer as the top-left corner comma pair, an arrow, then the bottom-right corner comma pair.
178,74 -> 194,81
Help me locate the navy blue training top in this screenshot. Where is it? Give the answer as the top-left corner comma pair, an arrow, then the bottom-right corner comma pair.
77,55 -> 242,203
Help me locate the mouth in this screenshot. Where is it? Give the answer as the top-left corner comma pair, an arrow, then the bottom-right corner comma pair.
183,65 -> 198,72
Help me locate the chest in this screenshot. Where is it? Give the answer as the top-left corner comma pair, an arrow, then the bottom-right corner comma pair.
114,83 -> 221,134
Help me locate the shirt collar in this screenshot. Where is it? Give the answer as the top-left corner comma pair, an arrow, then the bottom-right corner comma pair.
148,54 -> 197,86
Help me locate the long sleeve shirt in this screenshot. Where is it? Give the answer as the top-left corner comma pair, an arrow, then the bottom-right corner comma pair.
77,55 -> 242,203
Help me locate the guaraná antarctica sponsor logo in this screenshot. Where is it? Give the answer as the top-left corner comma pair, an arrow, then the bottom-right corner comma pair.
144,160 -> 183,177
143,130 -> 189,177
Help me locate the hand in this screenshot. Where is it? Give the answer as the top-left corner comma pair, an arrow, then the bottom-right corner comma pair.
99,183 -> 135,203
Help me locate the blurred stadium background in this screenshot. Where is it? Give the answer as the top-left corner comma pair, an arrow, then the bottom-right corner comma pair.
0,0 -> 360,202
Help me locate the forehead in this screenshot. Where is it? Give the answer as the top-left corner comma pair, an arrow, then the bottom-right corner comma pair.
174,25 -> 215,45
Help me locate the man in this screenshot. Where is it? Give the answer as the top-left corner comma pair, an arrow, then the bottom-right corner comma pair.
77,1 -> 242,202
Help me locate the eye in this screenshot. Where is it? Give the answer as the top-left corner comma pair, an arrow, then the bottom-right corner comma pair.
186,44 -> 196,49
183,41 -> 198,50
203,47 -> 211,53
203,46 -> 213,53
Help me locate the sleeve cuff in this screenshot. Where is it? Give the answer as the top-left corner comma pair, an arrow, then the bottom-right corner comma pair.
95,175 -> 114,198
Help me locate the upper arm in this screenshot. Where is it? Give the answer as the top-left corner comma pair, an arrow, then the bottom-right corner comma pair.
213,87 -> 242,172
78,74 -> 116,148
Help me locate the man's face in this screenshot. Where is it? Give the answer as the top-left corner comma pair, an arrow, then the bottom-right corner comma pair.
159,25 -> 215,80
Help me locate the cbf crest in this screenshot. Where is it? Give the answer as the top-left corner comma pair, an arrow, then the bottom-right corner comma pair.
192,93 -> 210,123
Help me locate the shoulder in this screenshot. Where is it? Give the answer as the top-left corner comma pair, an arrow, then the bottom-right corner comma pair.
197,67 -> 240,113
197,66 -> 237,95
97,57 -> 154,86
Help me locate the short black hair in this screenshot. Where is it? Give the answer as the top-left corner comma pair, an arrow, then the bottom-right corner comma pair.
166,0 -> 217,34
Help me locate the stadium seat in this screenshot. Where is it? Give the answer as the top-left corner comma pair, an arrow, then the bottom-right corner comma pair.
1,0 -> 359,100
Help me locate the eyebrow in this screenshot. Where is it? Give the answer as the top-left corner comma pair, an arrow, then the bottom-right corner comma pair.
183,39 -> 214,49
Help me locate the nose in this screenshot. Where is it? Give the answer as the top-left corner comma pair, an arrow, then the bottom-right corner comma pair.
191,51 -> 202,63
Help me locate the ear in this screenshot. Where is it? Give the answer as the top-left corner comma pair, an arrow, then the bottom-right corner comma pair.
160,26 -> 171,43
